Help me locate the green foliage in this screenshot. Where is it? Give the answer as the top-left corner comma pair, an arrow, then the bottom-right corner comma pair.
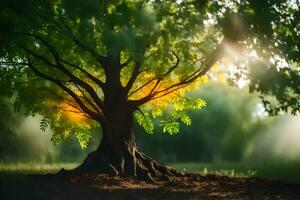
174,112 -> 192,126
137,82 -> 266,162
40,117 -> 50,132
135,95 -> 206,135
50,120 -> 95,148
74,127 -> 92,148
0,0 -> 215,142
249,60 -> 300,115
213,0 -> 300,115
162,121 -> 180,135
0,0 -> 299,145
135,111 -> 154,134
174,97 -> 207,111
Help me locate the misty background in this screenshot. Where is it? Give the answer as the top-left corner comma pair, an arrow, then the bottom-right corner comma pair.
1,81 -> 300,182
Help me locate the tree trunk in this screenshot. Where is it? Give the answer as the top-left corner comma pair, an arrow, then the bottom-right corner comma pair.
64,111 -> 181,180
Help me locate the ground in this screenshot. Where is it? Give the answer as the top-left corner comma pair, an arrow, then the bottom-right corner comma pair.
1,173 -> 300,200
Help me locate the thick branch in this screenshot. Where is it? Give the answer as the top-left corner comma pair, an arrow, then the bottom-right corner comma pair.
73,83 -> 103,115
23,53 -> 101,120
60,59 -> 105,88
56,100 -> 92,120
23,48 -> 106,114
0,28 -> 106,93
124,61 -> 142,95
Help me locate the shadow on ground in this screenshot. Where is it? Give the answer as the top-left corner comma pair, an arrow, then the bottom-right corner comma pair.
1,173 -> 300,200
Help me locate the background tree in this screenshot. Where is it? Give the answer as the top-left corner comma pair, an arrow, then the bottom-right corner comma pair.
137,82 -> 266,163
0,0 -> 299,179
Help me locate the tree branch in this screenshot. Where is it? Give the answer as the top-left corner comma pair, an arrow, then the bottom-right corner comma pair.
60,59 -> 105,89
23,47 -> 106,114
58,17 -> 107,67
161,51 -> 180,78
0,28 -> 105,89
130,39 -> 226,109
127,51 -> 180,97
128,77 -> 157,97
124,61 -> 142,94
73,83 -> 103,114
23,51 -> 101,120
121,57 -> 131,68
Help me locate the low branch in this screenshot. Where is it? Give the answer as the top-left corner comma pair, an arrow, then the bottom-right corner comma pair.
73,83 -> 102,114
23,47 -> 106,113
23,49 -> 102,121
0,28 -> 106,91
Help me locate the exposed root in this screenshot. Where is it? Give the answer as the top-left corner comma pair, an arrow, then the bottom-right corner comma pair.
136,161 -> 157,183
135,151 -> 158,177
135,150 -> 184,177
57,147 -> 183,183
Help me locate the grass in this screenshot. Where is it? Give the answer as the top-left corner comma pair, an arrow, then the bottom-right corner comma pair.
252,160 -> 300,183
0,162 -> 256,177
170,162 -> 257,177
170,161 -> 300,183
0,162 -> 78,175
1,161 -> 300,184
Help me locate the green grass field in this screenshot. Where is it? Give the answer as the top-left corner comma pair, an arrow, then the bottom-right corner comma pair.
0,162 -> 257,177
170,162 -> 257,177
0,163 -> 77,175
171,162 -> 300,183
1,162 -> 300,183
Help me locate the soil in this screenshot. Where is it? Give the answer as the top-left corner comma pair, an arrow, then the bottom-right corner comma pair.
1,173 -> 300,200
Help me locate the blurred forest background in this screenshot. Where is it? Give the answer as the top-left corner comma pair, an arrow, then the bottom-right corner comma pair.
1,81 -> 300,182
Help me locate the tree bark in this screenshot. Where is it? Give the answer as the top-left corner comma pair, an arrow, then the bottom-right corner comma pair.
62,110 -> 181,181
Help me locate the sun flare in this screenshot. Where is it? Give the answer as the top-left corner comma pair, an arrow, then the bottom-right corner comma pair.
213,42 -> 260,88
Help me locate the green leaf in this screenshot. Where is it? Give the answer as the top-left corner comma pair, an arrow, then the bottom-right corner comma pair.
181,114 -> 192,125
162,121 -> 180,135
152,109 -> 163,118
135,111 -> 154,134
74,127 -> 91,148
40,117 -> 50,132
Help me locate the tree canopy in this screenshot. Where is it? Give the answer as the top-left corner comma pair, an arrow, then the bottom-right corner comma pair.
0,0 -> 299,147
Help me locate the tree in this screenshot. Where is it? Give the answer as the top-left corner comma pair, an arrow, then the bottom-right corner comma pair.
137,82 -> 263,163
0,0 -> 299,179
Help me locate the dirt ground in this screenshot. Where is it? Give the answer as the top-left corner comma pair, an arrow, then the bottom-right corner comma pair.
0,173 -> 300,200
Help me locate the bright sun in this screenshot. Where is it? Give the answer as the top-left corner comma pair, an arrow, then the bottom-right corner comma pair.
214,41 -> 259,88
